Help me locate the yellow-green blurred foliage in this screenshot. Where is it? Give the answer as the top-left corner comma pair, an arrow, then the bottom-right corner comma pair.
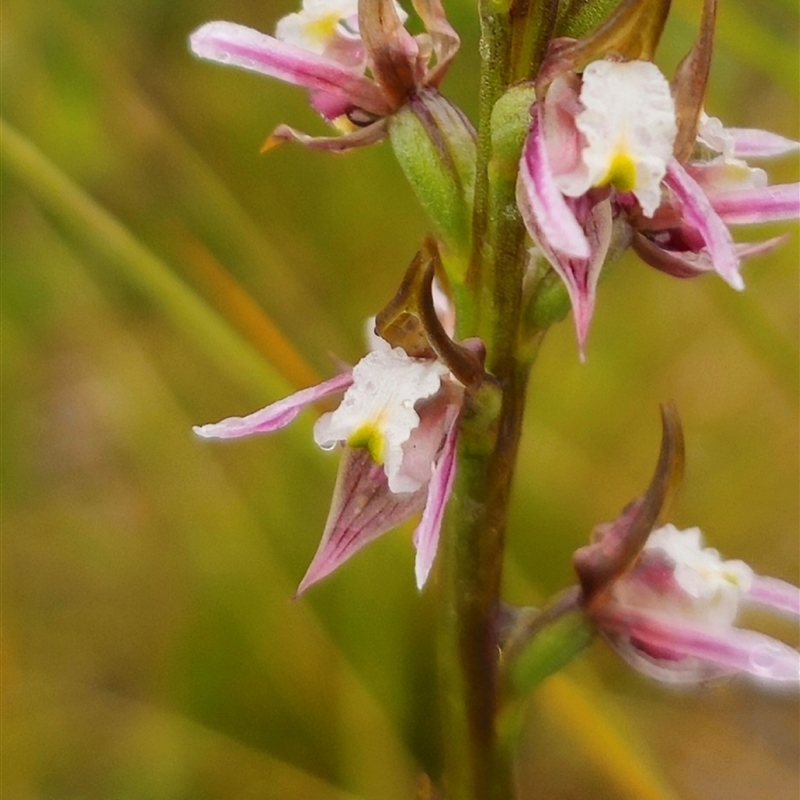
2,1 -> 798,798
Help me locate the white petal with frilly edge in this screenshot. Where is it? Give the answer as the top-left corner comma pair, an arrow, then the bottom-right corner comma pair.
313,348 -> 449,493
698,114 -> 800,160
276,0 -> 360,54
573,60 -> 677,217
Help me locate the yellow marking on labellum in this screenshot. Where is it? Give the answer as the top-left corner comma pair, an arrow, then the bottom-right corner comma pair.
600,150 -> 637,192
348,423 -> 385,465
332,115 -> 358,134
305,13 -> 341,44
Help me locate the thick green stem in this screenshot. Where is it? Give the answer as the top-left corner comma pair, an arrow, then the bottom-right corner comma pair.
438,2 -> 547,796
439,357 -> 534,800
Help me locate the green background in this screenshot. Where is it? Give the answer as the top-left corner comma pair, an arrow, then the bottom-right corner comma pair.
2,1 -> 798,798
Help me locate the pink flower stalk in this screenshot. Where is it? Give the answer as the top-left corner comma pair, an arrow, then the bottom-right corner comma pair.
586,523 -> 800,685
517,57 -> 800,357
189,0 -> 459,151
194,331 -> 465,593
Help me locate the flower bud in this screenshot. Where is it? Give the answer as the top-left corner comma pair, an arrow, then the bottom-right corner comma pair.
490,84 -> 537,180
389,90 -> 476,257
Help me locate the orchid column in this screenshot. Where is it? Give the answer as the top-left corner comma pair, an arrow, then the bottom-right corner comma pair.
189,0 -> 800,798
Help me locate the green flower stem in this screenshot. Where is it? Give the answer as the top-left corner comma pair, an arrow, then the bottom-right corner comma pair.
438,0 -> 548,788
440,358 -> 534,800
501,589 -> 597,697
464,0 -> 514,336
509,0 -> 559,82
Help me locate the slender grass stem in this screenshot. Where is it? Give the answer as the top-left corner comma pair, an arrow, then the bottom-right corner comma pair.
1,118 -> 304,398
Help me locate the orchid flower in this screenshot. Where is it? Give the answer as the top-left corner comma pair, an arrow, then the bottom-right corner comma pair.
189,0 -> 459,151
571,405 -> 799,686
194,316 -> 467,593
632,113 -> 800,283
517,1 -> 800,356
589,524 -> 800,685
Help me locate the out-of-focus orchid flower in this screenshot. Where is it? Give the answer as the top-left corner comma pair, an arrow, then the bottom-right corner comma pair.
189,0 -> 460,152
589,524 -> 800,685
194,243 -> 481,593
517,0 -> 800,356
572,405 -> 800,686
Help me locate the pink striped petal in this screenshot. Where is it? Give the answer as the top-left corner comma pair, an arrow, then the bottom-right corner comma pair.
601,607 -> 800,684
736,235 -> 789,260
708,183 -> 800,225
748,575 -> 800,617
728,127 -> 800,159
574,199 -> 612,359
193,372 -> 353,439
296,447 -> 426,594
664,158 -> 743,290
412,410 -> 459,589
517,106 -> 591,260
526,194 -> 612,359
189,21 -> 392,116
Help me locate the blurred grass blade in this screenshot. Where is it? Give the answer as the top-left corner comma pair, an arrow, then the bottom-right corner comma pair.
710,284 -> 799,407
176,229 -> 321,389
3,212 -> 419,796
1,117 -> 301,399
7,671 -> 364,800
538,674 -> 683,800
674,0 -> 797,92
44,0 -> 344,362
